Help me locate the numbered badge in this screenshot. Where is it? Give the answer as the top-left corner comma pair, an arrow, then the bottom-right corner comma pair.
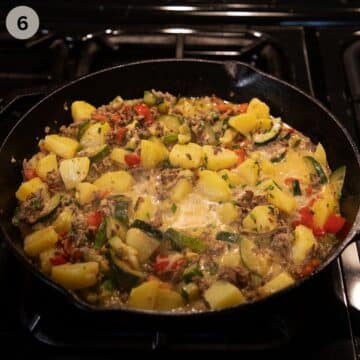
6,6 -> 40,40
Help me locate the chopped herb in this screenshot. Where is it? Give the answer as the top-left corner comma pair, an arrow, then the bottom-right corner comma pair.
97,127 -> 102,133
222,118 -> 229,130
232,143 -> 240,149
249,213 -> 257,223
160,159 -> 172,168
103,279 -> 114,292
221,173 -> 229,181
209,262 -> 218,275
292,138 -> 301,148
171,203 -> 177,214
31,198 -> 42,210
204,154 -> 208,166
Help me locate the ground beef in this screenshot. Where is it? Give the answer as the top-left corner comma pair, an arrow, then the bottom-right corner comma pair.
235,191 -> 268,209
46,170 -> 64,192
218,265 -> 250,287
17,190 -> 46,224
59,124 -> 77,138
271,230 -> 294,258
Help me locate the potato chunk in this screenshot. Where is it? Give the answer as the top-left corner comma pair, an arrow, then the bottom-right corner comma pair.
59,157 -> 90,189
258,272 -> 295,296
228,113 -> 258,135
197,170 -> 231,202
204,281 -> 246,309
93,171 -> 133,194
203,145 -> 238,171
80,122 -> 110,148
242,205 -> 277,233
292,225 -> 317,265
140,139 -> 168,169
53,207 -> 73,234
235,158 -> 259,186
71,101 -> 96,123
110,148 -> 130,166
15,177 -> 48,201
76,182 -> 98,205
43,135 -> 79,159
170,178 -> 193,202
24,226 -> 59,257
36,153 -> 58,180
51,262 -> 99,290
128,280 -> 159,310
169,143 -> 203,169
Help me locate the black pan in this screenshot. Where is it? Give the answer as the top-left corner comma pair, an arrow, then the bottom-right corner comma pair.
1,59 -> 360,317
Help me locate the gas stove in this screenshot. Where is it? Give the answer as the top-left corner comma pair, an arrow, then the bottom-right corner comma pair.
1,2 -> 360,358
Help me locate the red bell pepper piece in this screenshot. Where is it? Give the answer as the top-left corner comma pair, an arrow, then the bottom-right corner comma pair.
92,112 -> 108,122
234,148 -> 246,165
154,255 -> 185,273
50,254 -> 68,266
300,258 -> 320,278
111,113 -> 122,123
115,127 -> 127,144
324,214 -> 346,234
24,167 -> 37,180
134,103 -> 154,125
236,102 -> 248,113
124,153 -> 141,167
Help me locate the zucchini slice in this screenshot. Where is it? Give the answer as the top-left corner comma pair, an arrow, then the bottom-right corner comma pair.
143,90 -> 162,106
164,228 -> 208,252
108,249 -> 144,290
77,120 -> 90,140
113,196 -> 131,225
216,231 -> 241,243
130,219 -> 163,240
35,193 -> 62,223
80,144 -> 110,163
292,179 -> 302,196
253,117 -> 282,145
94,218 -> 107,248
159,114 -> 182,133
303,156 -> 327,184
330,166 -> 346,199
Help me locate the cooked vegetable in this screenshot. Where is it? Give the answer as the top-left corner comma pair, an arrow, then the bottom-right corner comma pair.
15,91 -> 345,312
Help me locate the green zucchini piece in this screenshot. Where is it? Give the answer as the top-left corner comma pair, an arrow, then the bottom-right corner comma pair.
126,228 -> 160,263
106,216 -> 127,240
36,193 -> 62,223
78,120 -> 90,140
330,166 -> 346,199
292,179 -> 302,196
270,151 -> 287,163
253,117 -> 282,145
182,264 -> 203,283
159,114 -> 182,133
108,248 -> 144,289
80,144 -> 110,163
94,218 -> 107,248
130,219 -> 163,240
180,282 -> 200,302
162,133 -> 178,144
216,231 -> 241,243
113,197 -> 130,225
143,90 -> 162,106
164,228 -> 208,252
157,101 -> 170,114
303,156 -> 327,184
125,137 -> 137,151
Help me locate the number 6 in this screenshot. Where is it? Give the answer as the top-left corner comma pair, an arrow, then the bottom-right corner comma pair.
17,16 -> 28,31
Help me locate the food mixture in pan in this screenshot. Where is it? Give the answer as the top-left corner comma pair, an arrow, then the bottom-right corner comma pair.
13,90 -> 347,312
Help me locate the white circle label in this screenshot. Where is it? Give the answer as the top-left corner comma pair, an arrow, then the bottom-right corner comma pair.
6,6 -> 40,40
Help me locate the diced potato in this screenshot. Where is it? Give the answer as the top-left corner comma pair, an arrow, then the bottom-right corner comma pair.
43,135 -> 79,159
259,158 -> 276,178
260,179 -> 296,214
93,171 -> 133,194
258,272 -> 295,296
59,157 -> 90,190
242,205 -> 277,233
240,238 -> 270,276
257,116 -> 272,130
219,128 -> 237,145
24,226 -> 59,257
204,281 -> 246,310
80,122 -> 110,148
178,124 -> 192,144
15,177 -> 48,201
314,143 -> 328,168
36,153 -> 58,180
247,98 -> 270,119
311,186 -> 337,228
235,158 -> 259,186
76,182 -> 98,205
203,145 -> 238,171
126,228 -> 160,263
128,280 -> 159,310
228,113 -> 258,135
51,262 -> 99,290
39,248 -> 56,274
134,196 -> 155,222
140,139 -> 168,169
71,101 -> 96,123
169,143 -> 204,169
171,178 -> 193,202
110,148 -> 130,166
218,169 -> 242,187
197,170 -> 231,202
53,207 -> 73,234
220,248 -> 241,267
218,202 -> 238,224
292,225 -> 317,265
155,288 -> 184,311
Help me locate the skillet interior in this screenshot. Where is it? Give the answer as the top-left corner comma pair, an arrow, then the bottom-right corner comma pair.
1,59 -> 360,315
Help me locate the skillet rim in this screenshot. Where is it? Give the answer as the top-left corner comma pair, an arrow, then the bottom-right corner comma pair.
1,58 -> 360,316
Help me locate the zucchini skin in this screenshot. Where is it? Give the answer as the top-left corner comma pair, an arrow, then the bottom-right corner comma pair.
164,228 -> 208,252
303,156 -> 327,184
216,231 -> 241,243
130,219 -> 163,240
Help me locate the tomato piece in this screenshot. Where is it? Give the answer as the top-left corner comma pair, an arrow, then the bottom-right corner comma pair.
300,258 -> 320,278
324,214 -> 346,234
291,220 -> 301,229
284,177 -> 297,187
92,112 -> 108,122
24,167 -> 37,180
72,249 -> 83,262
305,186 -> 313,196
62,238 -> 72,255
234,148 -> 246,164
87,211 -> 103,230
134,103 -> 154,125
124,153 -> 141,167
115,127 -> 127,144
111,113 -> 121,123
299,206 -> 314,229
237,102 -> 248,113
154,255 -> 185,273
50,254 -> 68,266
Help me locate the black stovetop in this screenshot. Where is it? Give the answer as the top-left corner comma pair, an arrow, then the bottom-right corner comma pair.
1,4 -> 360,357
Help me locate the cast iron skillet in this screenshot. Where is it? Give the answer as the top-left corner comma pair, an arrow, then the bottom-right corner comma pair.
1,59 -> 360,317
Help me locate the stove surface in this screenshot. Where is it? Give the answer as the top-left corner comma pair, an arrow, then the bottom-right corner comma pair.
0,11 -> 359,358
